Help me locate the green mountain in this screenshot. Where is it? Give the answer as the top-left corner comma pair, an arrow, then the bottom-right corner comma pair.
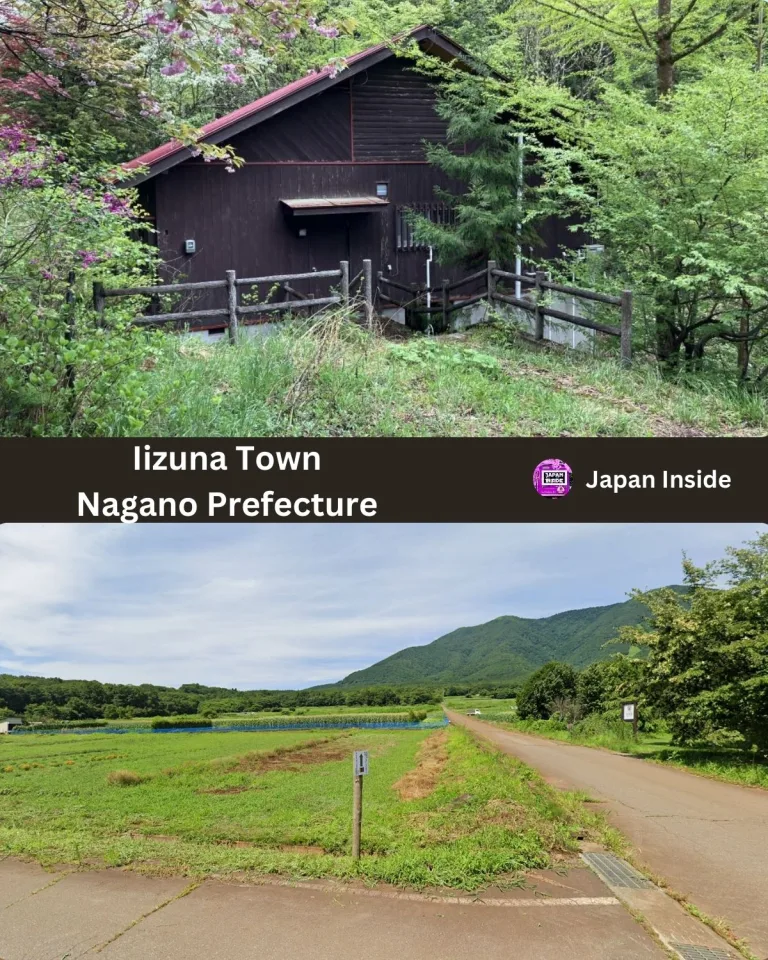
338,595 -> 662,686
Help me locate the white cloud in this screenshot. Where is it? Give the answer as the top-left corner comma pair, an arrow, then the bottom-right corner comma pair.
0,523 -> 760,687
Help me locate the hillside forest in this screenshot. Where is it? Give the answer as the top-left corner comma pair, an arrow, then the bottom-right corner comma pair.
3,1 -> 768,434
3,533 -> 767,758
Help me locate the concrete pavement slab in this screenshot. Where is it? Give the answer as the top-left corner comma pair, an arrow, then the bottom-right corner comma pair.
0,869 -> 189,960
0,859 -> 68,909
96,877 -> 668,960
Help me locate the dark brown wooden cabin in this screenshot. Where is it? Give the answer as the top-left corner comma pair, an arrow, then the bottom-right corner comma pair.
125,26 -> 574,332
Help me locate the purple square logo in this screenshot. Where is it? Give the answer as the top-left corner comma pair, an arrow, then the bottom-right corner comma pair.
533,459 -> 572,498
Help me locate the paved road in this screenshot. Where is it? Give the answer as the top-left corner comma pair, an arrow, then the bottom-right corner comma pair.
447,710 -> 768,958
0,859 -> 666,960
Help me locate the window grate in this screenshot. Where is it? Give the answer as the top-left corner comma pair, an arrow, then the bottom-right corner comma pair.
396,203 -> 455,252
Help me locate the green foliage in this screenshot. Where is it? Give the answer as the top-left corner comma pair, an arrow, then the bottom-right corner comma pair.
526,63 -> 768,371
0,673 -> 446,723
0,126 -> 162,435
516,662 -> 578,720
576,655 -> 648,719
150,717 -> 213,729
408,72 -> 532,268
619,534 -> 768,755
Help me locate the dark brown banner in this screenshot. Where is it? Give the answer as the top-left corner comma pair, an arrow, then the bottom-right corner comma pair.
0,438 -> 764,522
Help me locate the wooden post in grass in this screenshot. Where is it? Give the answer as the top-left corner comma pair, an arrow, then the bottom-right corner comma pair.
533,270 -> 546,341
340,260 -> 350,311
487,260 -> 497,305
65,270 -> 76,389
352,750 -> 368,860
92,281 -> 106,327
441,278 -> 450,332
226,270 -> 238,344
620,289 -> 633,366
363,259 -> 373,328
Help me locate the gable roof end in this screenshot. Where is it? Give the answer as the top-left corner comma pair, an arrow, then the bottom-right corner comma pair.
123,26 -> 471,185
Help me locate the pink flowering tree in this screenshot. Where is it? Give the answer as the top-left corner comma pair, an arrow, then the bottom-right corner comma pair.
0,122 -> 163,435
0,0 -> 338,162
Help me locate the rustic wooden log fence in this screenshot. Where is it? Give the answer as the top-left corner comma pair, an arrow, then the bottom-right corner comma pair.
93,260 -> 372,342
378,261 -> 633,364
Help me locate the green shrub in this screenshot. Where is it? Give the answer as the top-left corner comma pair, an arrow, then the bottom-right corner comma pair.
150,717 -> 212,729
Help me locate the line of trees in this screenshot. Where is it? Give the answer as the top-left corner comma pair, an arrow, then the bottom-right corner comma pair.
516,533 -> 768,756
0,679 -> 505,724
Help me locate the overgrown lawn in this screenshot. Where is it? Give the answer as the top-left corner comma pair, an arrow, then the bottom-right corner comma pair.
99,319 -> 768,437
0,725 -> 617,888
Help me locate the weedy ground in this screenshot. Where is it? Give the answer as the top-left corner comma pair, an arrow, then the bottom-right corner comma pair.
0,725 -> 621,888
117,316 -> 767,437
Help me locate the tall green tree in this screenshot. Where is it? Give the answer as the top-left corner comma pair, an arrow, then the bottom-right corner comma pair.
524,60 -> 768,369
517,661 -> 578,720
619,534 -> 768,754
508,0 -> 754,96
409,72 -> 534,270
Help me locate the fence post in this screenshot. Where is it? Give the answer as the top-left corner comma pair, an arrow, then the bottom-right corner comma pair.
352,761 -> 363,860
441,278 -> 450,332
92,281 -> 105,327
363,259 -> 373,328
340,260 -> 350,310
533,270 -> 546,341
65,270 -> 76,388
620,289 -> 633,366
226,270 -> 238,344
486,260 -> 497,304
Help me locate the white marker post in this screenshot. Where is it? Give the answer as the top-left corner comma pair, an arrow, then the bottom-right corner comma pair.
622,701 -> 638,739
352,750 -> 368,860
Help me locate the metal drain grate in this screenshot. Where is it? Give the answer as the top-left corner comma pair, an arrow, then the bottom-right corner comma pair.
581,852 -> 653,889
669,944 -> 736,960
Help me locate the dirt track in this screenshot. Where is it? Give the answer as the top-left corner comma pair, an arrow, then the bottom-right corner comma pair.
447,710 -> 768,957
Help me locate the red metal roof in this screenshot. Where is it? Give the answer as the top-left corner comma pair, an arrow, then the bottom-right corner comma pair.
124,27 -> 437,175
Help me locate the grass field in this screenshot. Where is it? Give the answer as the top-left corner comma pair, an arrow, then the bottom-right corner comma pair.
107,319 -> 768,438
443,697 -> 516,715
487,716 -> 768,790
0,725 -> 619,888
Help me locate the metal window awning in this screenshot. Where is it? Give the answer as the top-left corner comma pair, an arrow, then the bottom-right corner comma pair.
280,196 -> 389,216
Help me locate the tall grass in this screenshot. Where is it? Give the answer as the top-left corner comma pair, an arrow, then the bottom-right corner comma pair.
93,312 -> 768,437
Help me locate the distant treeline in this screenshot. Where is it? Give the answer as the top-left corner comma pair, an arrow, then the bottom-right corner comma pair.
0,675 -> 516,723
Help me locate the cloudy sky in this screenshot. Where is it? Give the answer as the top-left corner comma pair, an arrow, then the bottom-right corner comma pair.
0,523 -> 760,689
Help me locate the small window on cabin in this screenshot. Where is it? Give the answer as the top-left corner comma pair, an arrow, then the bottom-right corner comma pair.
376,182 -> 389,198
395,204 -> 456,252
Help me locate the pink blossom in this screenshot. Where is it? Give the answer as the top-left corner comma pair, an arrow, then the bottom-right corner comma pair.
159,59 -> 187,76
78,250 -> 100,268
102,192 -> 132,216
222,64 -> 244,84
